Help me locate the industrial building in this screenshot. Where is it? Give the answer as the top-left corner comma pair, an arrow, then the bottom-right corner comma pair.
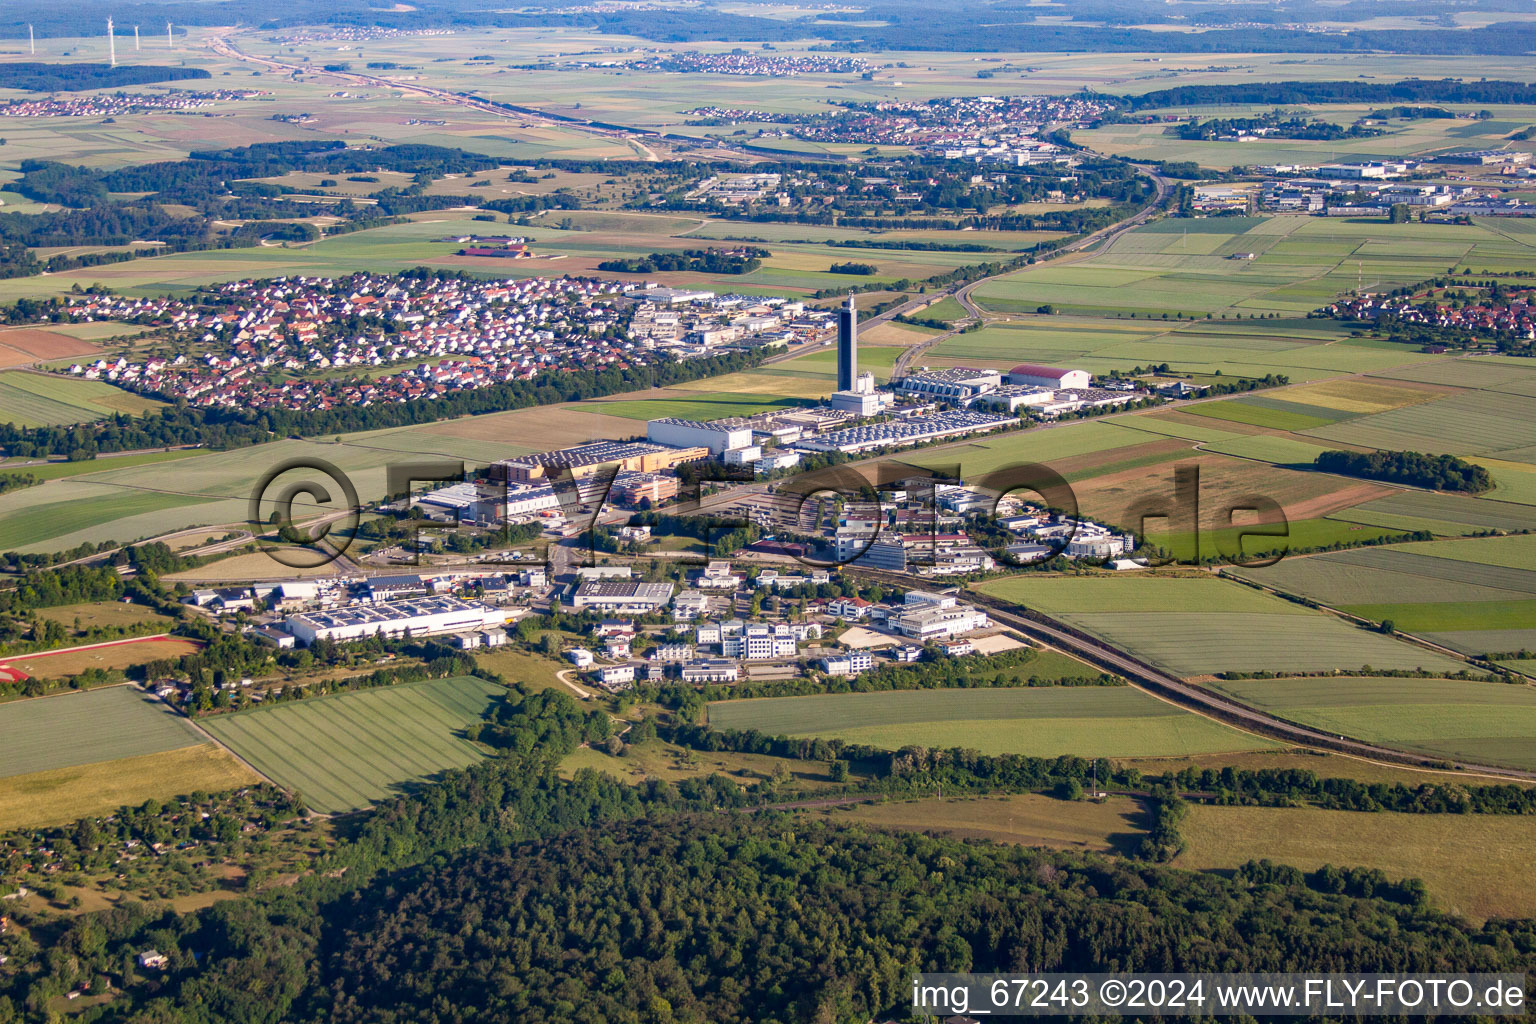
495,440 -> 708,483
894,366 -> 1003,401
1006,364 -> 1091,390
795,411 -> 1013,454
646,417 -> 754,455
284,597 -> 504,646
609,472 -> 680,507
571,580 -> 675,613
886,591 -> 990,640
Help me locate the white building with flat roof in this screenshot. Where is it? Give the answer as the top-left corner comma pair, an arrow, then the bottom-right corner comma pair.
284,597 -> 503,646
647,417 -> 754,455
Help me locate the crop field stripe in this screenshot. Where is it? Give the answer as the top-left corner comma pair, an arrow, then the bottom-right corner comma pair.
209,711 -> 385,811
0,686 -> 202,778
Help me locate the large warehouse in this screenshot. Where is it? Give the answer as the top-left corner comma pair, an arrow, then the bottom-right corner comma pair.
646,417 -> 754,455
284,597 -> 505,645
494,440 -> 709,483
571,580 -> 675,613
1007,363 -> 1091,390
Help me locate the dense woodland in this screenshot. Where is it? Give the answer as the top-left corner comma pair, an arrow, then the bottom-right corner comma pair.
0,143 -> 508,277
1315,449 -> 1493,494
0,63 -> 208,91
598,247 -> 768,275
1120,78 -> 1536,111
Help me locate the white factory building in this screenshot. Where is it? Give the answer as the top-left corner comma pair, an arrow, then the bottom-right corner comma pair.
647,417 -> 754,455
885,590 -> 990,641
284,597 -> 504,646
1007,363 -> 1091,390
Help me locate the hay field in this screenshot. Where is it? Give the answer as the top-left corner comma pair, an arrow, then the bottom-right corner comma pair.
1209,675 -> 1536,770
0,686 -> 201,778
4,637 -> 201,679
971,216 -> 1536,322
706,687 -> 1276,758
35,600 -> 171,631
202,676 -> 503,814
1329,491 -> 1536,536
824,793 -> 1146,854
0,744 -> 258,830
1177,805 -> 1536,923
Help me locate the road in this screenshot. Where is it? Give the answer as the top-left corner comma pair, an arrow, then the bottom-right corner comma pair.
960,590 -> 1536,783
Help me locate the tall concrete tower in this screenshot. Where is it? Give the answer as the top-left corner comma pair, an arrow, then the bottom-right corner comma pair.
836,292 -> 857,392
107,17 -> 116,67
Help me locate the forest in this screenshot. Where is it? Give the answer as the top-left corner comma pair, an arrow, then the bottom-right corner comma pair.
597,247 -> 769,275
4,752 -> 1534,1024
1121,78 -> 1536,111
1314,449 -> 1493,493
0,62 -> 208,91
0,143 -> 510,277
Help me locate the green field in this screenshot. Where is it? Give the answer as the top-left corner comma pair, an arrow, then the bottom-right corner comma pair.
593,392 -> 806,421
1181,397 -> 1336,432
1329,491 -> 1536,537
973,575 -> 1465,676
969,217 -> 1536,321
707,687 -> 1275,758
0,371 -> 162,428
0,686 -> 201,778
1209,675 -> 1536,770
201,676 -> 504,814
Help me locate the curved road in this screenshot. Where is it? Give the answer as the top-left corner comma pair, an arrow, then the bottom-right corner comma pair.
965,591 -> 1536,783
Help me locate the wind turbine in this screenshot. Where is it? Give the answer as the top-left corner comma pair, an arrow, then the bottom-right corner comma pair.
107,17 -> 116,67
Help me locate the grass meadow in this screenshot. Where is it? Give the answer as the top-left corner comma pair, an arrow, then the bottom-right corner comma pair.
0,744 -> 257,830
822,793 -> 1147,855
202,676 -> 504,814
1208,676 -> 1536,771
0,371 -> 162,427
1178,804 -> 1536,923
706,687 -> 1276,758
0,686 -> 201,778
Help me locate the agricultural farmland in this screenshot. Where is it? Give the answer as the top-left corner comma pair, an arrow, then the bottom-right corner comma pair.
0,686 -> 202,778
0,371 -> 162,428
972,575 -> 1466,676
1207,676 -> 1536,771
0,744 -> 257,830
706,687 -> 1277,758
822,793 -> 1147,855
201,676 -> 505,814
1177,805 -> 1536,924
970,216 -> 1536,321
1229,542 -> 1536,655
